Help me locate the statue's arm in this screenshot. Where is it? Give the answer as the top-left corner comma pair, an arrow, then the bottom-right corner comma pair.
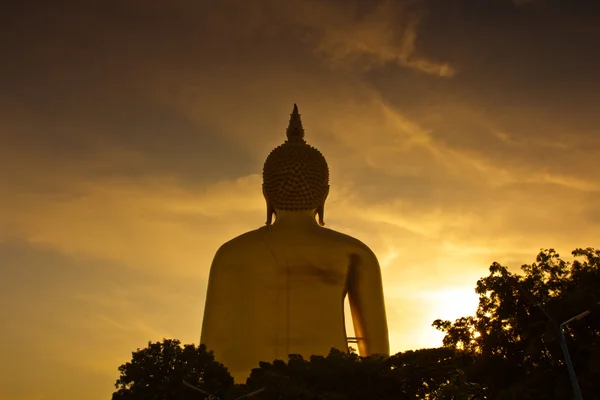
200,246 -> 234,347
347,249 -> 390,356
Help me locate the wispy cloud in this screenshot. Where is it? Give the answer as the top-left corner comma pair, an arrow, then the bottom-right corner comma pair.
0,174 -> 264,276
283,0 -> 455,77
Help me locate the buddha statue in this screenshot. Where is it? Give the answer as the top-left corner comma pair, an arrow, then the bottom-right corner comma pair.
200,104 -> 389,382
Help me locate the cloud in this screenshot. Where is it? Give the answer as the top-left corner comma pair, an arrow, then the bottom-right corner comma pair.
0,239 -> 210,399
282,0 -> 456,77
0,175 -> 264,277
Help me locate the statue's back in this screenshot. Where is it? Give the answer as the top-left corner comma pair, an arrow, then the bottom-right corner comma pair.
199,105 -> 389,383
201,225 -> 369,380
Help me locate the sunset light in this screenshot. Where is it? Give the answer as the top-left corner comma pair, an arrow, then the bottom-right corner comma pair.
1,1 -> 599,399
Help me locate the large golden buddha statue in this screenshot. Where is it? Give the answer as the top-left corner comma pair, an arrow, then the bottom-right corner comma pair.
200,105 -> 389,382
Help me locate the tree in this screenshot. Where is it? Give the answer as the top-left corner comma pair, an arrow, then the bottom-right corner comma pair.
433,248 -> 600,399
112,339 -> 234,400
388,347 -> 482,399
113,342 -> 476,399
245,347 -> 478,399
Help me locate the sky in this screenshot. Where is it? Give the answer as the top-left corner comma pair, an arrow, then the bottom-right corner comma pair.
1,0 -> 599,398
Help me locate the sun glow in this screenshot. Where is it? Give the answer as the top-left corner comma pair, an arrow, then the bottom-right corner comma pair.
428,288 -> 479,321
414,288 -> 479,348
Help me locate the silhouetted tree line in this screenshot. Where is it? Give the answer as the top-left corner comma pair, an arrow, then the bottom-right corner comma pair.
113,248 -> 600,399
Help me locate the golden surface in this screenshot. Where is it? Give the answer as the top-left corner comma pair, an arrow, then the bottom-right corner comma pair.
200,210 -> 389,382
200,105 -> 388,382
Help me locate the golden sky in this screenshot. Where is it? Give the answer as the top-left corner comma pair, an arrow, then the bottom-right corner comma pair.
1,0 -> 600,399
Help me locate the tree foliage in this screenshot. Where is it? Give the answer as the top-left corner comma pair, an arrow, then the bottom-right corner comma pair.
113,339 -> 234,400
244,347 -> 479,399
113,344 -> 475,399
433,248 -> 600,399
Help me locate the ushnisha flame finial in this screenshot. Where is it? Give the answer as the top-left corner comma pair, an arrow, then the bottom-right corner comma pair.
286,103 -> 305,143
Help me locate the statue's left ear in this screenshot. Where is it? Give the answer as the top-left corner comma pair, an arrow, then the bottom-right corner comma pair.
266,202 -> 275,226
263,185 -> 274,226
316,185 -> 329,226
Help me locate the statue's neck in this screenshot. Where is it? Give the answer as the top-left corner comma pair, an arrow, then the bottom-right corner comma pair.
272,209 -> 319,228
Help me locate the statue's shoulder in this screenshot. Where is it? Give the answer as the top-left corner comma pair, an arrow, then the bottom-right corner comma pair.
320,227 -> 377,257
213,227 -> 269,258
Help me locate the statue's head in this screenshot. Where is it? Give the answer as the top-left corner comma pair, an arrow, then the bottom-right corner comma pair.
262,104 -> 330,226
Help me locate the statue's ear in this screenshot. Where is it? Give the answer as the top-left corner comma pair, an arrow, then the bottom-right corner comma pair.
266,202 -> 275,226
263,185 -> 274,226
316,203 -> 325,226
316,186 -> 329,226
